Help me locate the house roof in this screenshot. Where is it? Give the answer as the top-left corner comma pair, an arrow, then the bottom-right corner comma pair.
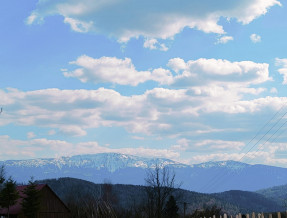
0,184 -> 46,215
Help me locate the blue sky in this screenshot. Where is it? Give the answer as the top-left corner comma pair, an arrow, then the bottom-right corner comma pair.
1,0 -> 287,166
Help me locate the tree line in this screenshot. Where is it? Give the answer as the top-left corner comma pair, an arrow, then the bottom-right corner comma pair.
0,165 -> 41,218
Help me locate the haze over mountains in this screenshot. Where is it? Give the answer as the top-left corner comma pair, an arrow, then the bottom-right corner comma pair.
2,153 -> 287,193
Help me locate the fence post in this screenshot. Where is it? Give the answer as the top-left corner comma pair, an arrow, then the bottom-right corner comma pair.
247,214 -> 250,218
261,212 -> 264,218
269,213 -> 272,218
236,214 -> 239,218
213,215 -> 216,218
239,213 -> 242,218
224,213 -> 227,218
252,212 -> 255,218
277,212 -> 281,218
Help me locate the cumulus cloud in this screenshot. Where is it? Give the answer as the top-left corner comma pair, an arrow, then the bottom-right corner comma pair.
167,58 -> 187,74
27,0 -> 281,42
169,58 -> 270,87
216,35 -> 234,44
143,38 -> 168,51
275,58 -> 287,84
63,55 -> 173,86
64,56 -> 270,88
250,33 -> 261,43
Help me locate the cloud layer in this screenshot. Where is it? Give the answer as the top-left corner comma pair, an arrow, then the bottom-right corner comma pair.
27,0 -> 281,42
0,135 -> 179,160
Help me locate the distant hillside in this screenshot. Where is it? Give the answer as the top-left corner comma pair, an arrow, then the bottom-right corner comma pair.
256,184 -> 287,208
35,177 -> 284,215
5,153 -> 287,193
212,190 -> 282,213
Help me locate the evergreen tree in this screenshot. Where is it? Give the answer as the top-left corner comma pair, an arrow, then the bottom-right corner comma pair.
164,195 -> 179,218
0,165 -> 5,190
21,178 -> 41,218
0,177 -> 19,218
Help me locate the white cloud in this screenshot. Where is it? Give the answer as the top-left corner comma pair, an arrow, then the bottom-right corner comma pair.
132,136 -> 145,140
171,138 -> 190,151
270,87 -> 278,94
27,132 -> 36,139
64,17 -> 93,33
143,38 -> 169,51
275,58 -> 287,84
216,35 -> 234,44
194,140 -> 245,151
250,33 -> 262,43
63,55 -> 173,86
59,126 -> 87,137
167,58 -> 187,74
64,56 -> 270,88
27,0 -> 281,42
171,58 -> 270,87
143,38 -> 157,50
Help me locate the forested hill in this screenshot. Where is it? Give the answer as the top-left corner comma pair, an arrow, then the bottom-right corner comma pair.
256,184 -> 287,207
35,177 -> 283,215
212,190 -> 282,213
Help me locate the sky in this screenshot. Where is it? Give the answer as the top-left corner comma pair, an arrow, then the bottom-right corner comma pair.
1,0 -> 287,167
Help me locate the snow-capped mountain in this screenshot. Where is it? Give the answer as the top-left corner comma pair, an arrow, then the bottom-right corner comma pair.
1,153 -> 287,193
2,153 -> 187,172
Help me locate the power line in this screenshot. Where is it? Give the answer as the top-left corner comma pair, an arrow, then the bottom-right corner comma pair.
199,103 -> 287,193
206,108 -> 287,193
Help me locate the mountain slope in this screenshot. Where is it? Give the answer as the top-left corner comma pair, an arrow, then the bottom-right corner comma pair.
2,153 -> 287,193
256,184 -> 287,207
36,177 -> 284,215
212,190 -> 282,213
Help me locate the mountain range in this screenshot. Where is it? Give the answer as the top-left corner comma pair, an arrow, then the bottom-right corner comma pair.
2,153 -> 287,193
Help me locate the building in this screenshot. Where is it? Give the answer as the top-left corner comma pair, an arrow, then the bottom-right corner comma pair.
0,184 -> 70,218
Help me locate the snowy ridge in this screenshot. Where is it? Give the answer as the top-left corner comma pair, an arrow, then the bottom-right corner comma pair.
1,153 -> 188,172
195,160 -> 250,170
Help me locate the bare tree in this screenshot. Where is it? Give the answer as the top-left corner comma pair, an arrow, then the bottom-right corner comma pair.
145,164 -> 180,218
